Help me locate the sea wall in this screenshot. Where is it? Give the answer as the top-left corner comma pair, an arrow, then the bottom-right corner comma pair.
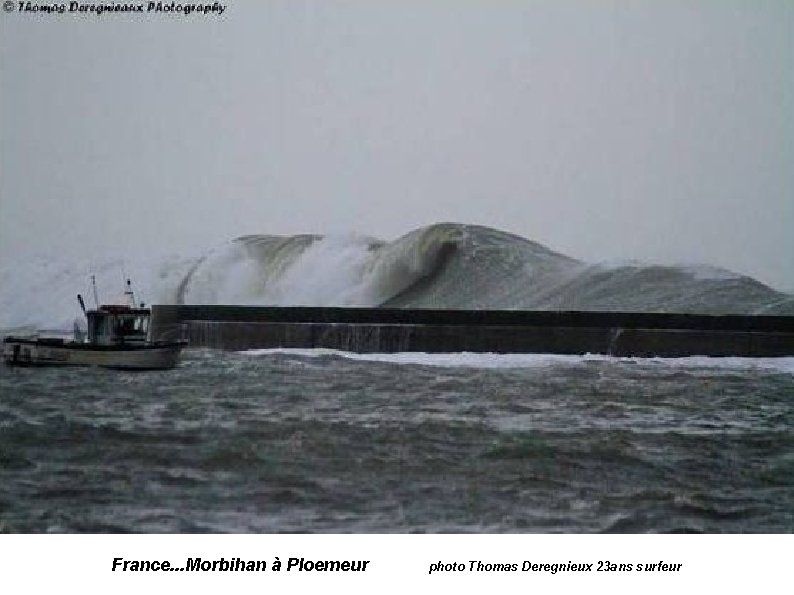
150,305 -> 794,356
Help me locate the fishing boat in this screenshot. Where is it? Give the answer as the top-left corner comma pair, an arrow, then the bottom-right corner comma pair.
3,281 -> 186,370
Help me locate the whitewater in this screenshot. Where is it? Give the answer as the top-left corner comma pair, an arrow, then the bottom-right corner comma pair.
2,223 -> 793,533
2,223 -> 792,331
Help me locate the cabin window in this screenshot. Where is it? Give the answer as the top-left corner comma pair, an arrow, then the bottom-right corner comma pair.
114,316 -> 144,336
86,310 -> 150,343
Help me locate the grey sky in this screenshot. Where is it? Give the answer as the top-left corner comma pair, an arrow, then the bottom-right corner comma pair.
2,0 -> 792,291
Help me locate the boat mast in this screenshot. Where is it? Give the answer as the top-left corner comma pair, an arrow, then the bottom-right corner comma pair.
91,275 -> 100,308
124,279 -> 136,307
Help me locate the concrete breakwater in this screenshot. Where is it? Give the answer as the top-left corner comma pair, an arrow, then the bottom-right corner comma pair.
149,305 -> 794,357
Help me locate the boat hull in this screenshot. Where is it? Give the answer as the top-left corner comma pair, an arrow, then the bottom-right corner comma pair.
3,338 -> 185,370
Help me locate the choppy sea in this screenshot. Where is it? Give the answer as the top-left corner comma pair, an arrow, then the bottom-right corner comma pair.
2,349 -> 792,533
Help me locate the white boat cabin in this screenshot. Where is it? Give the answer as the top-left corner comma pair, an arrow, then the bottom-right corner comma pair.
86,305 -> 151,345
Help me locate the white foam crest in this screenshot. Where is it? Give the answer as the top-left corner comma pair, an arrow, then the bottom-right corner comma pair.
180,243 -> 269,304
180,235 -> 394,306
261,235 -> 380,306
635,355 -> 794,374
240,348 -> 577,368
239,348 -> 794,375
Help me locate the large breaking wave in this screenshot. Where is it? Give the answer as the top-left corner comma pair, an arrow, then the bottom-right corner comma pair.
2,223 -> 792,330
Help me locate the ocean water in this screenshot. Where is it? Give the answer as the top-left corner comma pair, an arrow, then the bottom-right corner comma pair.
1,223 -> 792,533
2,349 -> 793,533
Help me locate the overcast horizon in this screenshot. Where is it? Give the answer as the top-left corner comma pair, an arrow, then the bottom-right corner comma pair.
2,1 -> 792,292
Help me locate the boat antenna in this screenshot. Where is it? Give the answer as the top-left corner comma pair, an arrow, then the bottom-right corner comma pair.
91,275 -> 100,308
124,278 -> 136,307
